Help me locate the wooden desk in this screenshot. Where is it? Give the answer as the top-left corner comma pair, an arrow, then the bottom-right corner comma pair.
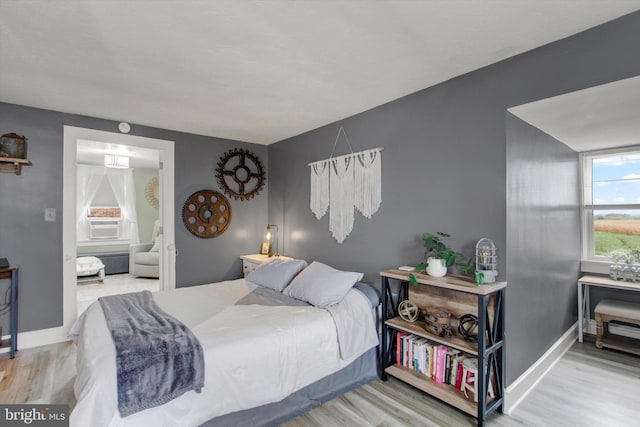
0,266 -> 18,358
577,275 -> 640,343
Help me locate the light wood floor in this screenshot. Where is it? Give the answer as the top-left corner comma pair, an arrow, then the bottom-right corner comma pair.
1,338 -> 638,426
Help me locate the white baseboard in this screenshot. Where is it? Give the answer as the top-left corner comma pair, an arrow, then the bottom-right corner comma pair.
0,326 -> 70,355
503,322 -> 577,414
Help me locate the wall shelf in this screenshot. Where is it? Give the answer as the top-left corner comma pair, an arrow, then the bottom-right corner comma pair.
380,269 -> 506,426
0,157 -> 31,175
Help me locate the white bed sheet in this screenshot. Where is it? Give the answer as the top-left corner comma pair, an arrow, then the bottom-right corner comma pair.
69,279 -> 377,427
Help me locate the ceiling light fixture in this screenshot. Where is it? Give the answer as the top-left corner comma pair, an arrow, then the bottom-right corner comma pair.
104,154 -> 129,169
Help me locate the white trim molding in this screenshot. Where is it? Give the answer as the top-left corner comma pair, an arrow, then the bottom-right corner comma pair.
503,323 -> 578,414
0,327 -> 71,355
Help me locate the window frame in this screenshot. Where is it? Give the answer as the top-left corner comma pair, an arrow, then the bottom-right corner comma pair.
581,145 -> 640,263
82,206 -> 126,243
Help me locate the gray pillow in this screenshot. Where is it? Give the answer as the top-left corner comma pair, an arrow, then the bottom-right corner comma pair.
246,258 -> 308,292
283,261 -> 364,307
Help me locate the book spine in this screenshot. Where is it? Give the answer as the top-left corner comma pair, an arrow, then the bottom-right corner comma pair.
408,337 -> 414,370
449,351 -> 461,385
419,340 -> 428,375
403,335 -> 409,367
456,361 -> 464,390
428,344 -> 434,379
396,332 -> 407,365
435,346 -> 445,384
444,352 -> 452,384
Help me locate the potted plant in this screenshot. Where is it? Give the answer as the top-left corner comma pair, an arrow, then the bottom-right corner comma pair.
608,249 -> 627,280
416,232 -> 463,277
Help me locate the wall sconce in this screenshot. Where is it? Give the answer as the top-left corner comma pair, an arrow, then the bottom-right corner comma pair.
263,224 -> 279,257
104,154 -> 129,169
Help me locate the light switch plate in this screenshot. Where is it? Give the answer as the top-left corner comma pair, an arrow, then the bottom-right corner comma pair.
45,208 -> 56,222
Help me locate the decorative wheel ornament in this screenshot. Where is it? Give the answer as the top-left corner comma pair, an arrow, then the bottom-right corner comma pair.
182,190 -> 231,238
398,300 -> 420,323
145,176 -> 159,209
215,148 -> 266,200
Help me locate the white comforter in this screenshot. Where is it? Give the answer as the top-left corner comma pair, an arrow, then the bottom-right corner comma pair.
69,279 -> 377,427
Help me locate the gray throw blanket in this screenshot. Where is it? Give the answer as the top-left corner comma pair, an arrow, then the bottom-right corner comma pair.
99,291 -> 205,417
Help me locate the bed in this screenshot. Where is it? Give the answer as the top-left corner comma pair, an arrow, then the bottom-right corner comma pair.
69,259 -> 379,427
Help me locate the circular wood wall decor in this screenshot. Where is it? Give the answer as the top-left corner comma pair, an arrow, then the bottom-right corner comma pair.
215,148 -> 266,200
145,176 -> 159,209
182,189 -> 232,238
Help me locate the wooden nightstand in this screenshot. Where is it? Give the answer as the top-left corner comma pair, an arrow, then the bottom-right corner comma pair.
240,254 -> 293,277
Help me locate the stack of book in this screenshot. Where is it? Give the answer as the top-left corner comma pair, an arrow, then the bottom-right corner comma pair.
395,332 -> 472,391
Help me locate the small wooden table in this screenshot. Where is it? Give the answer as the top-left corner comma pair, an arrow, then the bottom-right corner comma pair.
0,266 -> 19,358
577,275 -> 640,343
239,254 -> 292,277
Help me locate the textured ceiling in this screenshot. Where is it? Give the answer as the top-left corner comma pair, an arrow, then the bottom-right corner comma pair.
1,1 -> 639,144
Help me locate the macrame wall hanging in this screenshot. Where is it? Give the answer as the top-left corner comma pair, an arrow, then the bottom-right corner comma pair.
308,127 -> 383,243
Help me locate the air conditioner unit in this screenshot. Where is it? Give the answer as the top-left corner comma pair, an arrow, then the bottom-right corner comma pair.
89,219 -> 120,239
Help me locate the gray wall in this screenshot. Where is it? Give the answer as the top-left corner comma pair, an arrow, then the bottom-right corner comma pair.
268,11 -> 640,386
0,103 -> 267,332
505,114 -> 581,384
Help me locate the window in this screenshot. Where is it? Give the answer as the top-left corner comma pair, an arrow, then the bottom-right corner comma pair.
582,148 -> 640,260
87,207 -> 122,219
88,207 -> 122,240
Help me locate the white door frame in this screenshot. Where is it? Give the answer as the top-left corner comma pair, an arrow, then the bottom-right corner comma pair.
60,126 -> 175,338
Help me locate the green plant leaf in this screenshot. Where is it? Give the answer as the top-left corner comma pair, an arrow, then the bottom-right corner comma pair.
458,257 -> 474,274
409,273 -> 418,286
416,262 -> 428,271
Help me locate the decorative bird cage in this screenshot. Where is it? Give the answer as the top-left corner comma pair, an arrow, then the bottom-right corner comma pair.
475,238 -> 498,284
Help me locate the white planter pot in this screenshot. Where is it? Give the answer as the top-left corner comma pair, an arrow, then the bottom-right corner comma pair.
426,257 -> 447,277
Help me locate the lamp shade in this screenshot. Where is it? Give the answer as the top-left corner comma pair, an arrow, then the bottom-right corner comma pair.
264,224 -> 279,257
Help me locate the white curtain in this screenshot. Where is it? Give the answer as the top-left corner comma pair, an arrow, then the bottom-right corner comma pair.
354,150 -> 382,218
329,156 -> 355,244
309,147 -> 382,244
76,165 -> 140,244
76,165 -> 105,241
310,160 -> 330,220
106,168 -> 140,244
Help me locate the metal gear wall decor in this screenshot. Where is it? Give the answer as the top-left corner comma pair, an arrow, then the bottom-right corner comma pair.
182,189 -> 232,238
215,148 -> 266,200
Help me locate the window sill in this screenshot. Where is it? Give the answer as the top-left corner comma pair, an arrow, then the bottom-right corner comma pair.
77,239 -> 130,247
580,259 -> 610,275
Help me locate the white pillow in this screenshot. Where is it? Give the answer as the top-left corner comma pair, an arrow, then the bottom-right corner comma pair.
246,258 -> 308,292
283,261 -> 364,308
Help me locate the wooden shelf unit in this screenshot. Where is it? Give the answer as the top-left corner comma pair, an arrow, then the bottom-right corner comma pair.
0,157 -> 31,175
385,316 -> 478,355
380,269 -> 506,427
385,364 -> 479,416
0,266 -> 19,358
